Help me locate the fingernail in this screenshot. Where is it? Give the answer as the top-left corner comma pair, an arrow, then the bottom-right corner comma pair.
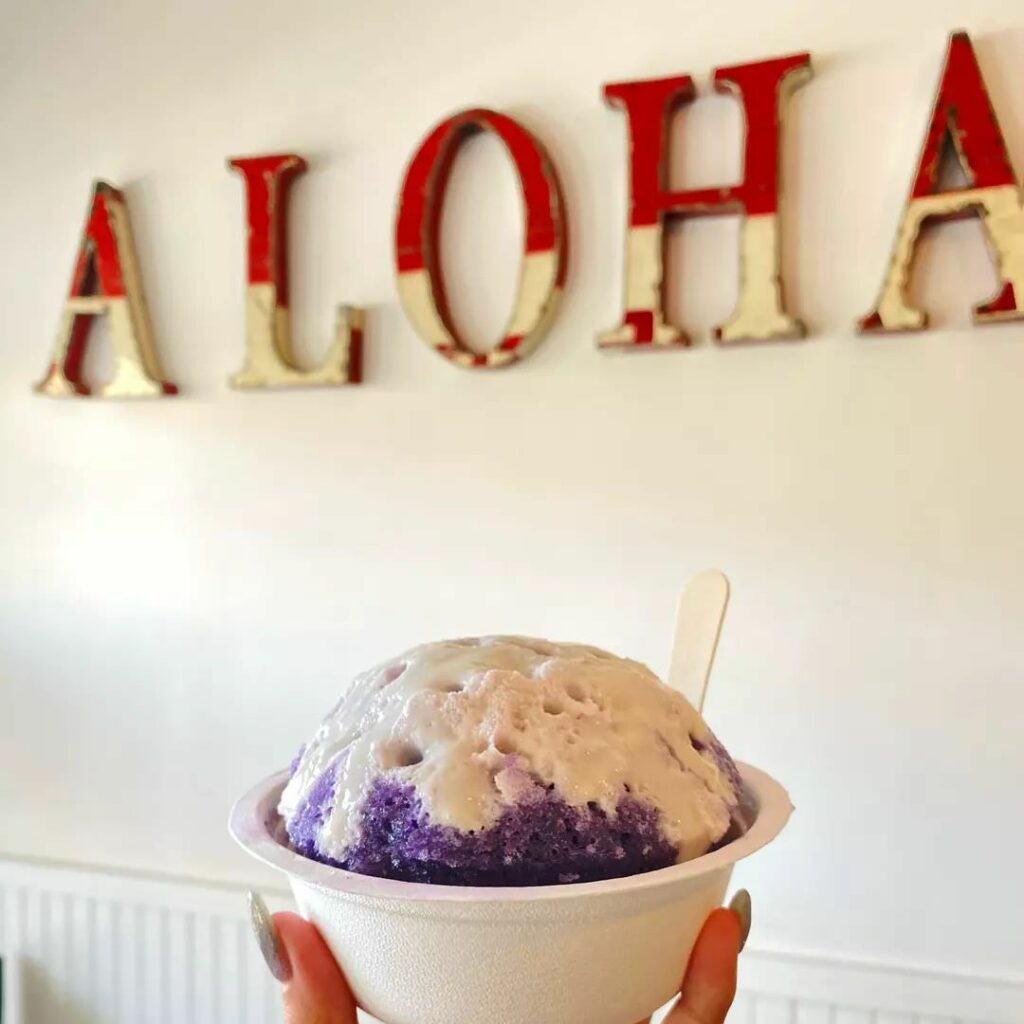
728,888 -> 752,951
248,890 -> 291,982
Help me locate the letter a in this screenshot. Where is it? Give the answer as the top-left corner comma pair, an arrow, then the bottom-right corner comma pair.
36,181 -> 177,398
860,32 -> 1024,332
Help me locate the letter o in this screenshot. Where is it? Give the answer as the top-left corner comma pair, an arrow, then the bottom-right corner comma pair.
395,109 -> 568,369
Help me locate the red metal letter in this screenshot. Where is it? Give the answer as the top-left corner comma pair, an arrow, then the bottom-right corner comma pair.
600,53 -> 811,348
36,181 -> 176,398
860,32 -> 1024,332
395,109 -> 567,369
229,154 -> 364,388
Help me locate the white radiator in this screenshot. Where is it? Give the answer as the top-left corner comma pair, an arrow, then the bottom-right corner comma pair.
0,857 -> 1019,1024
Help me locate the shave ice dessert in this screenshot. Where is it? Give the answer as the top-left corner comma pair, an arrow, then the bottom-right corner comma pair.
280,636 -> 751,886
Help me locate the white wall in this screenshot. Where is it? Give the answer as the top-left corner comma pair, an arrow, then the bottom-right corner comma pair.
1,0 -> 1021,986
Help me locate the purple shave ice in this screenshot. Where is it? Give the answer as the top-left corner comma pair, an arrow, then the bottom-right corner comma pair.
279,636 -> 752,885
287,760 -> 339,857
287,772 -> 679,886
692,732 -> 756,836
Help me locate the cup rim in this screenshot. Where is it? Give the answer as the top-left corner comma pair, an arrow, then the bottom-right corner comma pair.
229,761 -> 791,904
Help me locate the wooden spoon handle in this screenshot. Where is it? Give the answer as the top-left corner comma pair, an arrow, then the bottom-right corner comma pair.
667,570 -> 730,712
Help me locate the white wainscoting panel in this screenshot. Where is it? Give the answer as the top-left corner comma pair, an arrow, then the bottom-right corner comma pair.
0,858 -> 283,1024
0,857 -> 1019,1024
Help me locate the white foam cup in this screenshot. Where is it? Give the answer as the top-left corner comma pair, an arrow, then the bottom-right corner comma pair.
230,762 -> 790,1024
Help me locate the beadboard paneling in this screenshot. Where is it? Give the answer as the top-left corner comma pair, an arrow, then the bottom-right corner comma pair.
1,858 -> 1019,1024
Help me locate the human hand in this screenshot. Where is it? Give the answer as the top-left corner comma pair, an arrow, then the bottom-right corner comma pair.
250,889 -> 751,1024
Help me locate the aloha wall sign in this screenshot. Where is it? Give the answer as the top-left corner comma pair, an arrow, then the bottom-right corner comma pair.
35,31 -> 1024,399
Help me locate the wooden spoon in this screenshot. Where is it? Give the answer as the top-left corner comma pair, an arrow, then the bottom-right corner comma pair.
667,570 -> 730,712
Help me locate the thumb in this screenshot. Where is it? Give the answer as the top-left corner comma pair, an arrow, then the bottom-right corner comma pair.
273,912 -> 359,1024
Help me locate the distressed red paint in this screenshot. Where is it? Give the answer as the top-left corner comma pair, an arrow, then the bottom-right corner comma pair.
607,55 -> 806,228
860,31 -> 1024,333
348,325 -> 364,384
394,108 -> 567,369
910,32 -> 1015,198
228,153 -> 363,388
36,181 -> 177,398
601,74 -> 696,229
69,186 -> 128,299
36,31 -> 1024,401
229,154 -> 307,306
601,52 -> 811,347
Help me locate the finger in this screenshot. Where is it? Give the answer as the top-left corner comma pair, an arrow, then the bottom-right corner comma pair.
274,911 -> 359,1024
664,908 -> 741,1024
